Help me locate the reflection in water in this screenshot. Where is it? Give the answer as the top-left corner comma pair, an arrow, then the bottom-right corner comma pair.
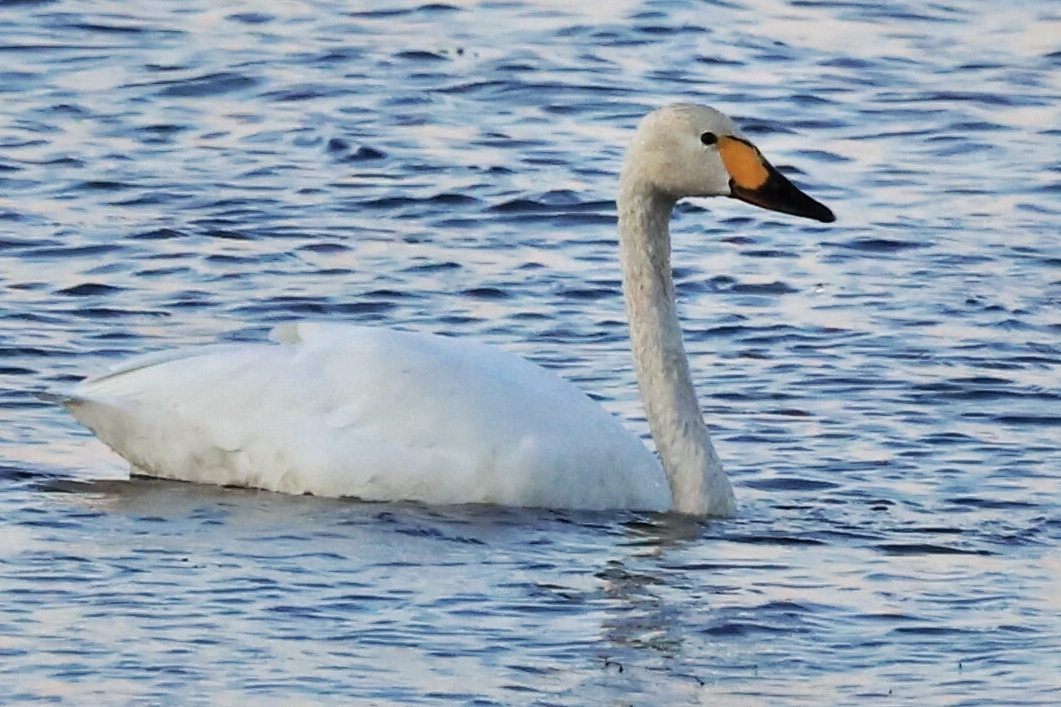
596,516 -> 733,672
598,558 -> 684,656
622,513 -> 713,555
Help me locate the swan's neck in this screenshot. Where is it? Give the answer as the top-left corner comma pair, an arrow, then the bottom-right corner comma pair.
617,179 -> 735,516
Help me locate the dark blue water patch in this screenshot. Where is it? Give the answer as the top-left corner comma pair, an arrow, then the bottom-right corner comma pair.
740,247 -> 800,260
25,243 -> 124,259
634,23 -> 706,37
65,306 -> 169,319
166,290 -> 222,309
835,237 -> 926,253
490,196 -> 608,215
434,78 -> 510,97
142,61 -> 188,74
946,119 -> 1010,135
891,523 -> 965,537
557,286 -> 617,301
744,477 -> 840,492
233,298 -> 398,317
907,379 -> 1053,403
462,287 -> 510,300
55,282 -> 126,297
1,462 -> 59,487
395,49 -> 448,62
327,138 -> 387,161
890,625 -> 978,638
403,260 -> 461,273
729,281 -> 799,295
128,227 -> 188,240
200,228 -> 253,241
0,364 -> 36,376
767,408 -> 815,418
297,241 -> 350,254
360,288 -> 421,303
0,235 -> 55,251
348,4 -> 458,19
927,90 -> 1047,108
62,17 -> 151,34
112,191 -> 196,207
704,598 -> 819,636
427,192 -> 480,207
0,0 -> 56,8
137,264 -> 195,280
946,497 -> 1038,511
392,522 -> 485,546
340,143 -> 387,161
724,533 -> 827,547
2,309 -> 72,327
133,123 -> 187,143
694,54 -> 743,67
73,180 -> 134,192
925,135 -> 996,158
876,543 -> 992,556
544,212 -> 614,226
306,47 -> 368,65
539,189 -> 590,206
227,12 -> 274,24
921,431 -> 978,446
992,414 -> 1061,427
153,72 -> 261,98
358,193 -> 478,211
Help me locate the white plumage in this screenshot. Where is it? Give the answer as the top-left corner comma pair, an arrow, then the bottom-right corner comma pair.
65,323 -> 668,509
58,104 -> 834,516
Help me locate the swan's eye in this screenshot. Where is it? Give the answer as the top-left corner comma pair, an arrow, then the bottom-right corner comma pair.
700,132 -> 718,146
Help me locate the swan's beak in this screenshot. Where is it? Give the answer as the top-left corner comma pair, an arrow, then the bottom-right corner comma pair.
719,136 -> 835,223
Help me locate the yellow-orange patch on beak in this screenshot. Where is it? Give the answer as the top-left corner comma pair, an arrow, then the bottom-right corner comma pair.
720,135 -> 835,223
717,136 -> 770,191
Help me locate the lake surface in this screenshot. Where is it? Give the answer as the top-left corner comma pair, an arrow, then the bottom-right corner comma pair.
2,0 -> 1060,703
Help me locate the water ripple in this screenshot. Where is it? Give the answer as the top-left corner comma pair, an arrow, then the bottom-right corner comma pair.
1,0 -> 1059,703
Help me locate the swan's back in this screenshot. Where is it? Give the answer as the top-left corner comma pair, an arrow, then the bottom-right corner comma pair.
63,323 -> 669,511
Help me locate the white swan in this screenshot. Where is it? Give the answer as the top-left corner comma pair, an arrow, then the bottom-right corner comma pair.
56,104 -> 834,516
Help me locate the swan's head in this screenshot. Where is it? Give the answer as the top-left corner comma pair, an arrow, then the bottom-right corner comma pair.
622,104 -> 835,223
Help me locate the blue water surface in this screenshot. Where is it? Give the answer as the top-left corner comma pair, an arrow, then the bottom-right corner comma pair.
2,0 -> 1060,704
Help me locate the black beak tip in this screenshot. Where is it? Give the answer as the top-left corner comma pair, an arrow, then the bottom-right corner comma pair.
728,170 -> 836,225
812,203 -> 836,224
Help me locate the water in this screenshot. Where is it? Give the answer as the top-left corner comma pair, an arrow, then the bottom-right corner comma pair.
2,0 -> 1059,703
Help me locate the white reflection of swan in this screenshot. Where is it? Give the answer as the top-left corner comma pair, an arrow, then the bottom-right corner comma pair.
56,104 -> 834,517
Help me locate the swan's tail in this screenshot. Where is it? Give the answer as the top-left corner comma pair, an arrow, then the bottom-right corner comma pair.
42,389 -> 172,478
35,390 -> 69,406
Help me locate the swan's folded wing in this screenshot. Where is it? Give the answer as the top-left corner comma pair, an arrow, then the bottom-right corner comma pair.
55,323 -> 670,510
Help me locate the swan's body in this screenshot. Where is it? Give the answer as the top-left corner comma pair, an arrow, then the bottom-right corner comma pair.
65,323 -> 670,510
58,104 -> 833,516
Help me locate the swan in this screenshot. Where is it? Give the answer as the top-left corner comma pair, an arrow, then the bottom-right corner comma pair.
54,104 -> 834,516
